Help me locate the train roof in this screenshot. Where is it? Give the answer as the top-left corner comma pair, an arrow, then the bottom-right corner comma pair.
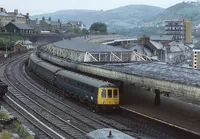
30,52 -> 116,88
85,128 -> 135,139
57,70 -> 117,88
30,53 -> 42,63
37,61 -> 62,73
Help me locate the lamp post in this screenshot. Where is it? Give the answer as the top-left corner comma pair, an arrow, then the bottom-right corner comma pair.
4,45 -> 7,60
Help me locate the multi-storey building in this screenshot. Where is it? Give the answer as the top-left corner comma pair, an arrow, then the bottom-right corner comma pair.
165,19 -> 192,43
0,8 -> 26,27
192,41 -> 200,69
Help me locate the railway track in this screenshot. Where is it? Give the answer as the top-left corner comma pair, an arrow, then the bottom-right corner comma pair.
26,61 -> 200,139
3,53 -> 137,138
24,60 -> 178,138
2,52 -> 198,139
3,55 -> 86,139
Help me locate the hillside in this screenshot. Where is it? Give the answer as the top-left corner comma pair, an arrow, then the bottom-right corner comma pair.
150,2 -> 200,23
32,5 -> 164,30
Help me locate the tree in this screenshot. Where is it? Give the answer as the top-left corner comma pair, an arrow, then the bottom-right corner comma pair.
82,28 -> 89,34
73,27 -> 81,34
89,22 -> 107,33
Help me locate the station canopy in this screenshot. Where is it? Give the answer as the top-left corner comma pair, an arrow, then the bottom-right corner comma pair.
38,39 -> 156,62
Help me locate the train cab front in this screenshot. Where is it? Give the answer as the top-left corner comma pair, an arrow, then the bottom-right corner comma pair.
97,88 -> 119,109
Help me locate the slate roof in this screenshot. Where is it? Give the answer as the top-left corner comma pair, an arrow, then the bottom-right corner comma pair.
53,40 -> 132,53
0,12 -> 9,16
23,40 -> 33,45
7,12 -> 25,18
128,45 -> 153,56
11,22 -> 33,30
50,21 -> 60,26
150,41 -> 163,50
67,20 -> 86,27
170,45 -> 182,52
150,35 -> 173,41
102,62 -> 200,87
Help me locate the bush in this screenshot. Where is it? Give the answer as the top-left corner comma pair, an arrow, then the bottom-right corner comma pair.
12,120 -> 33,139
0,112 -> 8,120
12,121 -> 21,132
0,130 -> 11,139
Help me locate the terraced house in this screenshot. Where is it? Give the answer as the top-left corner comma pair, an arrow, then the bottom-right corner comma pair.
0,8 -> 26,27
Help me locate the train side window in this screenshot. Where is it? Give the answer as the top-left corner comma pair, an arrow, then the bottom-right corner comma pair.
66,78 -> 69,83
87,86 -> 91,92
91,87 -> 95,93
80,83 -> 84,89
114,89 -> 118,98
101,89 -> 106,98
108,89 -> 112,98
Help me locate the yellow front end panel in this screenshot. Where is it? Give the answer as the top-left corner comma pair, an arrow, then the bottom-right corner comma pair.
97,88 -> 119,105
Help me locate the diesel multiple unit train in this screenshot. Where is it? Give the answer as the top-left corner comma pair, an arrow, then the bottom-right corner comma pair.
29,53 -> 119,108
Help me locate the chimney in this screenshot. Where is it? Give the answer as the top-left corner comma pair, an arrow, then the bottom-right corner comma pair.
0,8 -> 4,12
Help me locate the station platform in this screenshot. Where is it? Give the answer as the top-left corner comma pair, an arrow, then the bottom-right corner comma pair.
120,89 -> 200,135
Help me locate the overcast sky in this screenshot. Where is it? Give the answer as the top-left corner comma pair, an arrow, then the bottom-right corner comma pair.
1,0 -> 187,15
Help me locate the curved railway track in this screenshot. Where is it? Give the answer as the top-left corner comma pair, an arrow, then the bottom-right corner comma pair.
2,53 -> 198,139
24,59 -> 178,138
3,55 -> 86,139
26,56 -> 200,139
3,54 -> 137,138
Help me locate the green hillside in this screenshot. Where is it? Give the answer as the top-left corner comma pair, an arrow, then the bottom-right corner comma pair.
150,2 -> 200,23
32,5 -> 164,29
